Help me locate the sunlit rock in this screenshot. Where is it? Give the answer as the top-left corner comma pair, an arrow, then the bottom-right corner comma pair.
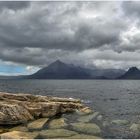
10,126 -> 28,132
27,118 -> 49,130
0,131 -> 39,139
0,92 -> 87,125
76,107 -> 93,115
0,104 -> 33,125
48,118 -> 67,129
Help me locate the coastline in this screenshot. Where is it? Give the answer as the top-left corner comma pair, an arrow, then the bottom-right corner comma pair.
0,92 -> 139,139
0,92 -> 103,139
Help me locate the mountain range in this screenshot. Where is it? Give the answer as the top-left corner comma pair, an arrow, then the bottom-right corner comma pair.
27,60 -> 126,79
1,60 -> 140,79
28,60 -> 125,79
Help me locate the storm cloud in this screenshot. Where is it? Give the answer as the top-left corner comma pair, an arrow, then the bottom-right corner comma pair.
0,1 -> 140,74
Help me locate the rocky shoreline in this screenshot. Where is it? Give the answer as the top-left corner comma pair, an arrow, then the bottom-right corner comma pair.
0,92 -> 103,139
1,92 -> 140,139
0,92 -> 86,125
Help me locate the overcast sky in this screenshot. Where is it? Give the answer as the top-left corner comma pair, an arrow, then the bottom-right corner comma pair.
0,1 -> 140,75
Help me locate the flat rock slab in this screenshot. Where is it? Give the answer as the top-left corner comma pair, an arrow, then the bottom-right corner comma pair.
71,122 -> 101,135
39,128 -> 78,138
76,107 -> 93,115
48,118 -> 67,129
0,131 -> 39,139
27,118 -> 49,130
10,126 -> 28,132
111,119 -> 129,125
0,92 -> 86,125
77,112 -> 99,123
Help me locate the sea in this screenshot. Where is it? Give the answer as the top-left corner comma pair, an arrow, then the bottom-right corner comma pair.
1,79 -> 140,138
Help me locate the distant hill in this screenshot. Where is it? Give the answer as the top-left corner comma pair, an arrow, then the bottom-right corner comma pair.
28,60 -> 92,79
118,67 -> 140,79
0,60 -> 126,79
27,60 -> 125,79
88,68 -> 125,79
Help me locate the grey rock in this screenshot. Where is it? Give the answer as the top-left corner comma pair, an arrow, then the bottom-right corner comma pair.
39,129 -> 78,138
77,112 -> 99,123
111,119 -> 129,125
97,115 -> 103,121
71,122 -> 101,135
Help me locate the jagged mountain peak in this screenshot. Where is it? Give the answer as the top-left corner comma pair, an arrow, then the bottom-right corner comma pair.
119,66 -> 140,79
127,67 -> 139,72
29,60 -> 91,79
52,59 -> 63,64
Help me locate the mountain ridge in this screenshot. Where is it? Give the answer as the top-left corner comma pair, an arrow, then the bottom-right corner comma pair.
118,67 -> 140,79
27,60 -> 125,79
2,60 -> 139,79
28,60 -> 92,79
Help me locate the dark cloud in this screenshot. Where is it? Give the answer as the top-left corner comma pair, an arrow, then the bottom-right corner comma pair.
0,2 -> 125,51
122,1 -> 140,17
0,1 -> 30,11
0,1 -> 140,70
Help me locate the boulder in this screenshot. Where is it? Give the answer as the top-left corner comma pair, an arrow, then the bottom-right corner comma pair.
27,118 -> 49,130
97,115 -> 103,121
0,104 -> 33,125
10,126 -> 28,132
0,131 -> 39,139
77,112 -> 99,123
111,119 -> 129,125
102,121 -> 110,127
71,122 -> 101,135
0,129 -> 4,134
39,129 -> 78,138
76,107 -> 93,115
130,123 -> 140,132
0,92 -> 87,125
48,118 -> 67,129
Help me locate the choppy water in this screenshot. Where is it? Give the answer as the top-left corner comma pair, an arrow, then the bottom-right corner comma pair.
1,79 -> 140,138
